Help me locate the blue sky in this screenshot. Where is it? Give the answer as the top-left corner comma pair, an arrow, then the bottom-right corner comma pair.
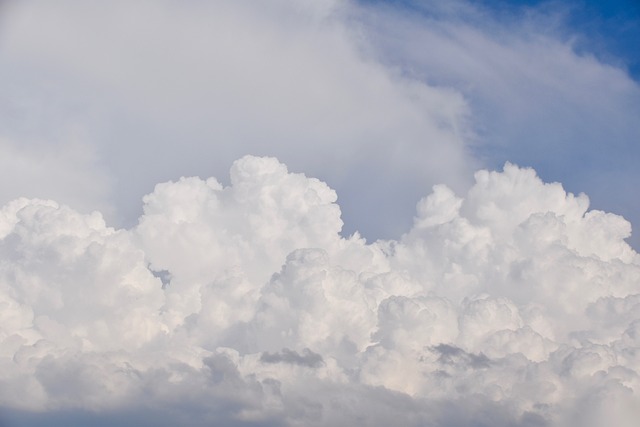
475,0 -> 640,79
497,0 -> 640,78
375,0 -> 640,78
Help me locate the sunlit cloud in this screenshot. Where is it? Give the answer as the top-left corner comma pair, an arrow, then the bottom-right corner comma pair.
1,156 -> 639,426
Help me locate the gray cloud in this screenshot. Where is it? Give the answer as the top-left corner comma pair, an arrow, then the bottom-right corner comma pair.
260,348 -> 324,368
0,0 -> 475,241
431,343 -> 491,369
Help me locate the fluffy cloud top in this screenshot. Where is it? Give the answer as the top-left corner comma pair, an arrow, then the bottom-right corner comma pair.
1,156 -> 638,426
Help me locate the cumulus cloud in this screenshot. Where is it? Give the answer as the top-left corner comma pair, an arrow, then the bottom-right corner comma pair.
1,1 -> 639,425
1,156 -> 638,426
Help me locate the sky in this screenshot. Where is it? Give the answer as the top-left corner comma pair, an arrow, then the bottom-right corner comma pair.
0,1 -> 639,426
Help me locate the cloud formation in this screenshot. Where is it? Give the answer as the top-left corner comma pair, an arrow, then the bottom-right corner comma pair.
0,0 -> 474,240
355,0 -> 640,247
1,1 -> 639,425
2,0 -> 638,248
1,156 -> 638,426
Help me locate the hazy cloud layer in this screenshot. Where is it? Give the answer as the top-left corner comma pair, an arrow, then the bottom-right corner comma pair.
1,0 -> 638,244
0,0 -> 475,240
1,156 -> 638,426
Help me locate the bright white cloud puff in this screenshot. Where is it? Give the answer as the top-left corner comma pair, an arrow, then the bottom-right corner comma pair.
1,156 -> 638,426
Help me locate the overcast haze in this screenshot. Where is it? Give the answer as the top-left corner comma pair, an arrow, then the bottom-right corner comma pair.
1,1 -> 639,426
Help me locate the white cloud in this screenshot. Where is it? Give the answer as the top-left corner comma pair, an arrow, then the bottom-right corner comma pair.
1,156 -> 638,426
